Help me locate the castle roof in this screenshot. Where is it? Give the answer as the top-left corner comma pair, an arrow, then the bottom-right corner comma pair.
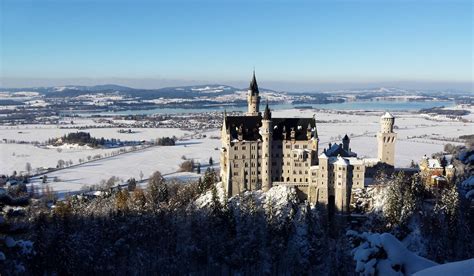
382,112 -> 394,119
263,102 -> 271,120
224,115 -> 317,142
249,71 -> 259,96
272,117 -> 316,140
226,115 -> 262,141
334,156 -> 349,166
325,143 -> 357,158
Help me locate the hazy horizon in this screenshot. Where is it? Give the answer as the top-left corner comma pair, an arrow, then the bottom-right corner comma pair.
1,0 -> 472,92
1,76 -> 473,93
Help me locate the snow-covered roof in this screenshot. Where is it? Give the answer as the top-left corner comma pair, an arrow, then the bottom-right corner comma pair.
334,156 -> 349,166
382,112 -> 394,119
428,159 -> 441,168
363,158 -> 380,166
345,157 -> 364,165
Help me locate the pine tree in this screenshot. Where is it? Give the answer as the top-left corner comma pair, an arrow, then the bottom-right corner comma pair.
196,163 -> 201,174
127,178 -> 137,191
115,189 -> 130,211
148,171 -> 168,206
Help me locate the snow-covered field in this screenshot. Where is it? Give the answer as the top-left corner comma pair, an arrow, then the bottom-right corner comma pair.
1,106 -> 472,196
26,131 -> 221,197
0,125 -> 190,143
0,126 -> 191,175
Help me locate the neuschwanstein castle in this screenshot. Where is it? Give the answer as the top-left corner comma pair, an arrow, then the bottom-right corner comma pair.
220,72 -> 397,212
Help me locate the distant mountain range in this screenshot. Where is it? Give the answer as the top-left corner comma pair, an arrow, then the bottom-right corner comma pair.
0,84 -> 279,100
0,84 -> 471,100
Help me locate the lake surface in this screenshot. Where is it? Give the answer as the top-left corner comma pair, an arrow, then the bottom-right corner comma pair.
78,100 -> 455,116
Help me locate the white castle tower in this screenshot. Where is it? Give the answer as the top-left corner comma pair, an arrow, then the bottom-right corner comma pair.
377,112 -> 397,166
261,103 -> 272,191
246,71 -> 261,116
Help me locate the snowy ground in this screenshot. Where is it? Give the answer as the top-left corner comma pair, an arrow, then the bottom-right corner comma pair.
1,106 -> 472,195
27,131 -> 221,197
0,126 -> 191,175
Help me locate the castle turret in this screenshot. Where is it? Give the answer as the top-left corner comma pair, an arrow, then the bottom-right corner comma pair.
377,112 -> 397,166
342,134 -> 350,151
246,71 -> 261,116
261,103 -> 272,191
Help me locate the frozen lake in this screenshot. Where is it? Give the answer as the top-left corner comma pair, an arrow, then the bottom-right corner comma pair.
72,100 -> 455,116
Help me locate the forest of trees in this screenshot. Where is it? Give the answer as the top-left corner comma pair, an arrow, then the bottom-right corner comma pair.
53,132 -> 104,147
1,143 -> 473,274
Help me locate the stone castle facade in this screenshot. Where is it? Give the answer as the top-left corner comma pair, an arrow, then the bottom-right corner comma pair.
220,73 -> 397,212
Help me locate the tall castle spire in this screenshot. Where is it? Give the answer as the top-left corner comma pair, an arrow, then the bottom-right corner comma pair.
249,70 -> 259,96
246,70 -> 261,116
263,100 -> 271,120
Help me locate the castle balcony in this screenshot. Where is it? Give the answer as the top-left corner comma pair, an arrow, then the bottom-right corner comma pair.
273,181 -> 310,188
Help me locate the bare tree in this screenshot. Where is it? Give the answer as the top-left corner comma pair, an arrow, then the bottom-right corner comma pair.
25,162 -> 32,175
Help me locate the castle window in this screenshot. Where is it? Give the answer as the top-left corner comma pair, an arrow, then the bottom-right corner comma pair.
234,155 -> 238,159
242,146 -> 246,150
233,172 -> 238,176
234,163 -> 238,168
295,145 -> 299,149
286,145 -> 291,149
303,145 -> 307,149
234,146 -> 238,150
242,155 -> 246,159
339,167 -> 341,171
245,163 -> 248,167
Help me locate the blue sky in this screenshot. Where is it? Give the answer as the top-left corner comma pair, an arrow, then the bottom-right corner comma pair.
1,0 -> 472,90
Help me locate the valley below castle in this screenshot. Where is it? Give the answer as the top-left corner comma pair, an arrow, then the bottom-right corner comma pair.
1,96 -> 473,198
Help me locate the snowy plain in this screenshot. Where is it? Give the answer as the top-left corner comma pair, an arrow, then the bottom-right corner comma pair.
1,106 -> 472,195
